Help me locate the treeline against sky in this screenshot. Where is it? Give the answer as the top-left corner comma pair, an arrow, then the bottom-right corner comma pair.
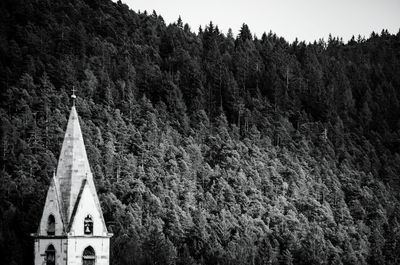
1,0 -> 400,264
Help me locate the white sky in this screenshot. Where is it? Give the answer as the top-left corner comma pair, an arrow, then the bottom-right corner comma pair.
113,0 -> 400,43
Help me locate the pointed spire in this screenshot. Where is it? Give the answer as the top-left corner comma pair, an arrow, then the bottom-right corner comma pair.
56,104 -> 92,226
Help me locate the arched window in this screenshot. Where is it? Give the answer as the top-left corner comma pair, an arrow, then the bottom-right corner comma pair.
82,246 -> 95,265
47,215 -> 55,235
45,244 -> 55,265
84,215 -> 93,235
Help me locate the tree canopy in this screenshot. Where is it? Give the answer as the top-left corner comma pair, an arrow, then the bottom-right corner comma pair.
1,0 -> 400,264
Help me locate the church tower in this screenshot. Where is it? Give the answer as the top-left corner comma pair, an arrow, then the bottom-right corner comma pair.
32,94 -> 112,265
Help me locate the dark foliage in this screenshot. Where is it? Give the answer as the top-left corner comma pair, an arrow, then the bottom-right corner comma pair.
1,0 -> 400,264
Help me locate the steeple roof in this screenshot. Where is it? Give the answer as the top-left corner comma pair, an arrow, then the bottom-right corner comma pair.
34,102 -> 110,237
56,106 -> 92,227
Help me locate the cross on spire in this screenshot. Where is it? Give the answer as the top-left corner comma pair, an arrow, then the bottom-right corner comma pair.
71,86 -> 77,106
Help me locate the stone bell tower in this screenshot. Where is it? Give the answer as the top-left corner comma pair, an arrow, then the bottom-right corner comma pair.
32,93 -> 112,265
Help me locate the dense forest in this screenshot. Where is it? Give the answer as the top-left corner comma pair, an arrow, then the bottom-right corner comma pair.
1,0 -> 400,264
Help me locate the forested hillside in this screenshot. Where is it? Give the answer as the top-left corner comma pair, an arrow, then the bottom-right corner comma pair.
1,0 -> 400,264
